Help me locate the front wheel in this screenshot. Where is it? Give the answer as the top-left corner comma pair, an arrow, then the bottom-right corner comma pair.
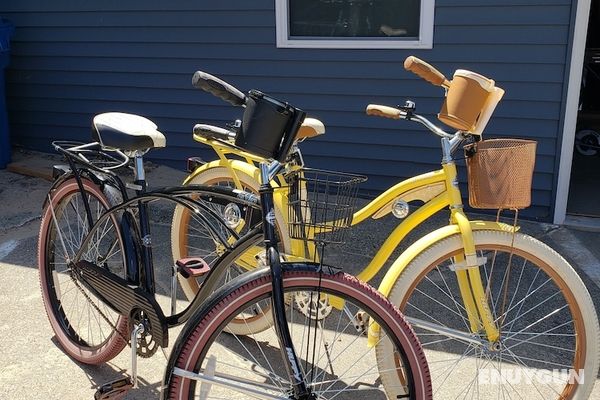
164,269 -> 432,399
378,230 -> 600,399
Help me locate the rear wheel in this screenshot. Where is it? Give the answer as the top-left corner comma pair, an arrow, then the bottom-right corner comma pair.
378,230 -> 600,399
171,167 -> 290,335
165,269 -> 432,399
575,129 -> 600,156
38,178 -> 128,364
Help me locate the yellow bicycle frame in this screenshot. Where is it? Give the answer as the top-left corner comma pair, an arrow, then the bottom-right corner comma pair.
188,134 -> 501,342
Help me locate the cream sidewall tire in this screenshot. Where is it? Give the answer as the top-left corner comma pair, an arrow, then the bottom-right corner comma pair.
171,167 -> 290,335
376,230 -> 600,400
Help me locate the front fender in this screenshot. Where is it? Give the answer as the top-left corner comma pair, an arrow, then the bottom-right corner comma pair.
377,220 -> 517,298
366,220 -> 517,347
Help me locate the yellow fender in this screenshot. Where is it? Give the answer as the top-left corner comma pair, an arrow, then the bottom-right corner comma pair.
185,158 -> 316,261
184,158 -> 289,217
184,158 -> 259,186
367,220 -> 517,346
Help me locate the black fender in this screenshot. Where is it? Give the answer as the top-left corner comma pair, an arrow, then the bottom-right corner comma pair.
44,165 -> 140,283
120,210 -> 142,285
161,260 -> 331,399
42,165 -> 112,210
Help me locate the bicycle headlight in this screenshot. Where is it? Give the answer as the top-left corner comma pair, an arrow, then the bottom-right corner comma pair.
391,199 -> 410,219
223,203 -> 242,228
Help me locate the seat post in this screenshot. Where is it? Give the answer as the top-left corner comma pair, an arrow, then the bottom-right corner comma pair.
133,152 -> 146,192
131,150 -> 155,293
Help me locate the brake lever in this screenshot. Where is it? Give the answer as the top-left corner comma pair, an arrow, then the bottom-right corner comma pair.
226,119 -> 242,131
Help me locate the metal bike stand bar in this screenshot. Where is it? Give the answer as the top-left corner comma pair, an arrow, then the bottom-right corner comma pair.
131,323 -> 145,388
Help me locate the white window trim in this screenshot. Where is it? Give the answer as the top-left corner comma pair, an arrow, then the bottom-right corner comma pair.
275,0 -> 435,49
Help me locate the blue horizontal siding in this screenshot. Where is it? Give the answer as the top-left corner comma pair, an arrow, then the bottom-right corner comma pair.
0,0 -> 574,220
8,50 -> 568,83
8,43 -> 570,64
436,5 -> 571,25
0,1 -> 275,12
4,75 -> 566,103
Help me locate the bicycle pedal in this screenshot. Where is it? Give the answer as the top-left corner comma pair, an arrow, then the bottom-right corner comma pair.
176,257 -> 210,278
94,377 -> 133,400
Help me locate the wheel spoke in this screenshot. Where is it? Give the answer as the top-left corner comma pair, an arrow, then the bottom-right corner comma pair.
388,233 -> 591,399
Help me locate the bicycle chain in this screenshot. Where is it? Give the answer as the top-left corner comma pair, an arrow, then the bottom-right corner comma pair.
69,270 -> 131,346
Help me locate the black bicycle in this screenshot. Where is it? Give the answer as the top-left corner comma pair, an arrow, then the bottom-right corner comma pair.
38,80 -> 431,399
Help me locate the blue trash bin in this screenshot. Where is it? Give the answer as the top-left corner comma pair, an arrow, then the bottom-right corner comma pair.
0,19 -> 14,169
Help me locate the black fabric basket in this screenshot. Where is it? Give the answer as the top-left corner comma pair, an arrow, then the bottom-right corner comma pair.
235,90 -> 306,161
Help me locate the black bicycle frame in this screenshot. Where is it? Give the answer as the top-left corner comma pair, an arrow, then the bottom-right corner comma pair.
58,147 -> 318,398
69,175 -> 264,331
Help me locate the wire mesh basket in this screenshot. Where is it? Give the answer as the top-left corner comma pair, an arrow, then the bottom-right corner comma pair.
464,138 -> 537,209
286,168 -> 367,244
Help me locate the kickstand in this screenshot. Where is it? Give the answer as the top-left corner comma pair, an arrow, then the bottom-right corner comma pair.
130,322 -> 145,388
94,322 -> 144,399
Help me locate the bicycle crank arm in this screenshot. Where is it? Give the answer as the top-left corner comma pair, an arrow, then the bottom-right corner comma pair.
172,367 -> 288,400
405,316 -> 487,347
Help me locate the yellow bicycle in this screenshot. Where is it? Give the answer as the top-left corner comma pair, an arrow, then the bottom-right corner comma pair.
171,57 -> 599,399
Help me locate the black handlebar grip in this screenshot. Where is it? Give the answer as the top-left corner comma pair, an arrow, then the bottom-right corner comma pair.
192,71 -> 247,107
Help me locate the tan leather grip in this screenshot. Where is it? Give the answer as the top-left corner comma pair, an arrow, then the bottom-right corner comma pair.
366,104 -> 402,119
404,56 -> 450,88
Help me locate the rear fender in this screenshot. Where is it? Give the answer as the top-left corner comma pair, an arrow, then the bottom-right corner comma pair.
184,159 -> 262,188
120,210 -> 142,285
42,166 -> 107,210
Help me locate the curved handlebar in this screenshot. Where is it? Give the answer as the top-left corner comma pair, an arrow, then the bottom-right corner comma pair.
366,104 -> 405,120
192,71 -> 247,107
366,104 -> 454,139
404,56 -> 451,88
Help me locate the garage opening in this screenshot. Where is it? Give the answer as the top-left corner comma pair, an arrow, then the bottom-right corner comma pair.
567,0 -> 600,218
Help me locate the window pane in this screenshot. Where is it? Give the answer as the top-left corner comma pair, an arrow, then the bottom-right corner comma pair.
289,0 -> 421,38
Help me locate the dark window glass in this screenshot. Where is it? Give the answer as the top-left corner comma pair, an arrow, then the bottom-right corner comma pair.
289,0 -> 421,38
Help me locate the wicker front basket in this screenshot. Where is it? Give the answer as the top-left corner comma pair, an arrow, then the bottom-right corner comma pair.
465,139 -> 537,209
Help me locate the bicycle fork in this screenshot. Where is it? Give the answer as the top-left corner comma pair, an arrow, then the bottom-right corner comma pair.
444,160 -> 500,343
260,162 -> 314,399
452,211 -> 500,343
